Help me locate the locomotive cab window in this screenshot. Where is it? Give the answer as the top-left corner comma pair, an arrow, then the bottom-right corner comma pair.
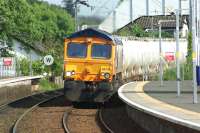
91,44 -> 112,59
67,43 -> 87,58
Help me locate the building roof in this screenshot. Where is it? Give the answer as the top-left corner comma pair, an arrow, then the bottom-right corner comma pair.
118,15 -> 189,32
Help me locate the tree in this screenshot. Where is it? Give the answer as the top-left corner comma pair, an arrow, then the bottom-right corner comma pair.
0,0 -> 75,76
131,24 -> 146,37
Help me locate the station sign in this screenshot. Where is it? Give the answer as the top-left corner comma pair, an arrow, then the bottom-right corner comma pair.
3,57 -> 12,66
44,55 -> 54,66
165,52 -> 175,62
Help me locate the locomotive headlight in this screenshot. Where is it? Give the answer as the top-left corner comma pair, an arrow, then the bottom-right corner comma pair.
104,73 -> 110,79
71,71 -> 75,75
66,71 -> 75,77
66,71 -> 72,76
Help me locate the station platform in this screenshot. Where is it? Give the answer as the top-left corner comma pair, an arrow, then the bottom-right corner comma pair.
118,81 -> 200,133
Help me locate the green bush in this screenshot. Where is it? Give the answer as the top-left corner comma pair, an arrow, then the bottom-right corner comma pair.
156,33 -> 193,81
19,58 -> 30,76
163,67 -> 177,80
39,78 -> 60,91
32,60 -> 44,75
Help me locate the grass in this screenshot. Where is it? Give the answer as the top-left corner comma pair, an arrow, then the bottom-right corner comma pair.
154,63 -> 193,81
39,78 -> 61,91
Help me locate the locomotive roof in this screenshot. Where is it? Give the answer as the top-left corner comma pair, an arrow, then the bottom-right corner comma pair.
67,28 -> 122,45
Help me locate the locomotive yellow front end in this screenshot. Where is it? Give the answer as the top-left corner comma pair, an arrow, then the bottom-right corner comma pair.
64,37 -> 115,82
63,29 -> 120,102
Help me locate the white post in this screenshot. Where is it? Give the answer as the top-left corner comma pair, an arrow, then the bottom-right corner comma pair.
113,10 -> 116,32
179,0 -> 182,15
159,22 -> 163,86
176,9 -> 181,96
162,0 -> 165,15
189,0 -> 192,31
191,0 -> 198,103
130,0 -> 133,22
146,0 -> 149,16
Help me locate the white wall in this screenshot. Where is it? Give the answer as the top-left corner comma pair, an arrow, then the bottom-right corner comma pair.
12,39 -> 41,61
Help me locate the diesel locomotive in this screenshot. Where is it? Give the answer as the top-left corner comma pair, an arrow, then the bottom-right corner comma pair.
63,28 -> 123,102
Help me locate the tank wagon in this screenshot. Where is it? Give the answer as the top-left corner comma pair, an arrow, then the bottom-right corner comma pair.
63,28 -> 123,102
122,39 -> 187,79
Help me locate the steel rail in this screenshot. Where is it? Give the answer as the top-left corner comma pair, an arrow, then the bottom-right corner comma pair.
0,89 -> 62,112
12,90 -> 63,133
98,108 -> 114,133
62,110 -> 72,133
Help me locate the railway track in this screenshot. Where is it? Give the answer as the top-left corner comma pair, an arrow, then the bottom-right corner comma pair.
0,89 -> 63,133
62,95 -> 148,133
0,83 -> 148,133
62,105 -> 113,133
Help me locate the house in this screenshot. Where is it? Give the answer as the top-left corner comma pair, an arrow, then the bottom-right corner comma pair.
117,15 -> 189,38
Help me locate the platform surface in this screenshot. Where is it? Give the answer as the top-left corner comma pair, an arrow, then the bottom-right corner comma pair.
118,81 -> 200,131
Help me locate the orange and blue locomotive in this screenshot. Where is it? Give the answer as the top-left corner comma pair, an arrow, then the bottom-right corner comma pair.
63,28 -> 123,102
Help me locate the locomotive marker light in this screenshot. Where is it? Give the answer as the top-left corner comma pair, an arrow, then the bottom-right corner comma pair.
44,55 -> 54,66
104,73 -> 110,79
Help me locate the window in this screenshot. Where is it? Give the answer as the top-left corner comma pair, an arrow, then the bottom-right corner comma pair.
92,44 -> 112,59
67,43 -> 87,58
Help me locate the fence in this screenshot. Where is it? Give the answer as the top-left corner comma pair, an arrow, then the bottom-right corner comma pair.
0,57 -> 16,78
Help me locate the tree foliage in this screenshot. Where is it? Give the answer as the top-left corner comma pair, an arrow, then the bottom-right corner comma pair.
0,0 -> 74,57
0,0 -> 75,76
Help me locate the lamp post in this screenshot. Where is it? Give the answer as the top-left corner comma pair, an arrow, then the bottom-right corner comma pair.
158,21 -> 163,86
175,9 -> 181,97
191,0 -> 198,103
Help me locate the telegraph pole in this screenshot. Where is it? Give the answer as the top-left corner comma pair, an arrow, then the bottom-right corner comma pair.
74,0 -> 90,31
74,3 -> 78,31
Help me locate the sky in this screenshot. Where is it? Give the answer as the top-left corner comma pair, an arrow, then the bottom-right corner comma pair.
43,0 -> 189,17
42,0 -> 120,17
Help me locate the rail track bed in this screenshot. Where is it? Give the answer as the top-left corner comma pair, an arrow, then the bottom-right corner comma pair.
13,95 -> 71,133
0,89 -> 63,133
0,88 -> 148,133
64,95 -> 149,133
65,104 -> 102,133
